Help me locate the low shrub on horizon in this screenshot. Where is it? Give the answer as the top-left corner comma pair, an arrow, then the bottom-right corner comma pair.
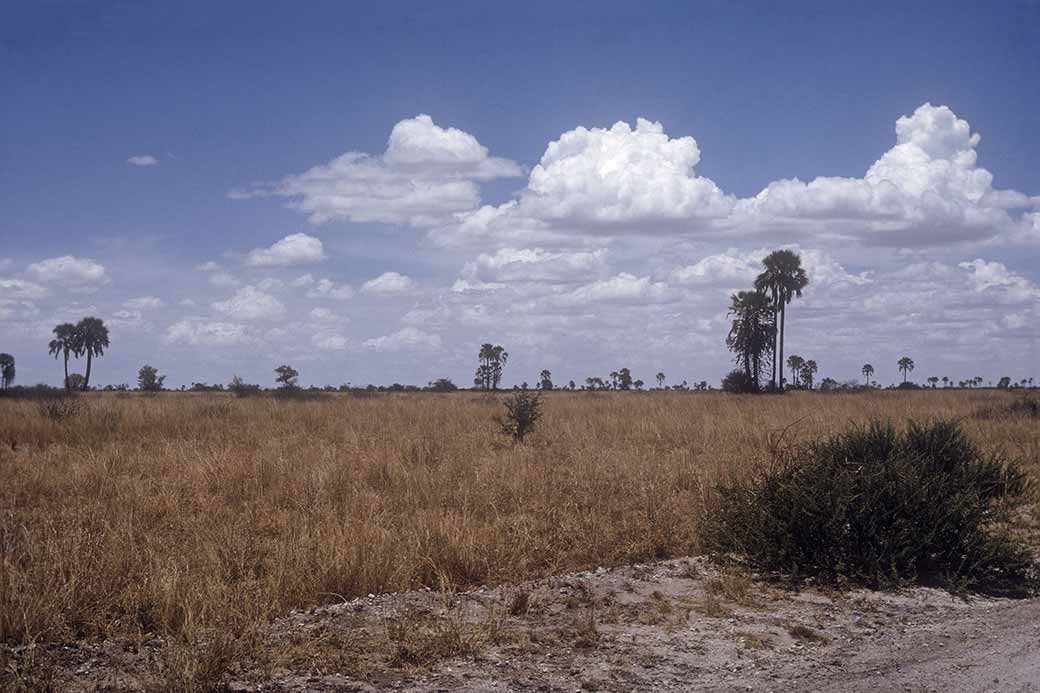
701,418 -> 1038,595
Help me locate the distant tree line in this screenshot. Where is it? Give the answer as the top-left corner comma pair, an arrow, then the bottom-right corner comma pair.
2,277 -> 1034,395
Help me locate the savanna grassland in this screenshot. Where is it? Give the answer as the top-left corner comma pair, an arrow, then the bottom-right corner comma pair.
1,389 -> 1038,689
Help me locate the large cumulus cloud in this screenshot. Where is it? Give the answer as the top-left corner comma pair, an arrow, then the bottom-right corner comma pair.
232,114 -> 522,227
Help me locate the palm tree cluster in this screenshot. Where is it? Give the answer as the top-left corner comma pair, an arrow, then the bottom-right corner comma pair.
725,250 -> 809,392
47,317 -> 110,391
475,343 -> 508,390
755,250 -> 809,390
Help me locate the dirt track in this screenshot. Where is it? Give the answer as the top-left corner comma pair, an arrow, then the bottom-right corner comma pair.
241,558 -> 1040,693
13,557 -> 1040,692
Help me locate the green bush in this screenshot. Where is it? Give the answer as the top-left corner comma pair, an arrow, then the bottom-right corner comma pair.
721,369 -> 755,393
701,419 -> 1037,595
498,391 -> 543,443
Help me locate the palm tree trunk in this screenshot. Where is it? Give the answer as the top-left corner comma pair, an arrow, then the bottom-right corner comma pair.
83,351 -> 92,391
771,309 -> 778,389
63,351 -> 70,391
778,303 -> 786,392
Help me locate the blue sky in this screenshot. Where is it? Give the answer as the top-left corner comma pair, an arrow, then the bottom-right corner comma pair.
2,1 -> 1038,388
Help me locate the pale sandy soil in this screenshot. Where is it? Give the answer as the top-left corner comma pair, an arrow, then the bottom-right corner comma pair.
15,557 -> 1038,692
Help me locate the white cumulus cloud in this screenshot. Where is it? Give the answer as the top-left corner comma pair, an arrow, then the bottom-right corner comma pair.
0,277 -> 49,300
557,273 -> 672,306
164,320 -> 250,347
363,327 -> 442,352
361,271 -> 415,295
232,114 -> 522,227
26,256 -> 109,287
312,332 -> 350,351
127,155 -> 158,166
459,247 -> 609,285
211,285 -> 286,321
305,278 -> 354,300
732,103 -> 1034,246
521,118 -> 734,224
245,232 -> 327,267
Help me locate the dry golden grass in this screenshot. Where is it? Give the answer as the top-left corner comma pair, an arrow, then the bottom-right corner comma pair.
0,389 -> 1037,671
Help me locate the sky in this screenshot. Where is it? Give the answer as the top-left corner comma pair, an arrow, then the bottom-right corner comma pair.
2,0 -> 1039,389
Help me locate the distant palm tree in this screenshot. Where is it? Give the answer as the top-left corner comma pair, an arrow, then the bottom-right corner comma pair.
0,353 -> 14,390
727,290 -> 774,391
861,363 -> 874,386
786,354 -> 804,388
942,376 -> 949,388
75,317 -> 110,391
897,356 -> 914,384
800,360 -> 818,390
656,372 -> 665,389
539,369 -> 553,390
755,250 -> 809,390
48,322 -> 80,391
477,343 -> 508,390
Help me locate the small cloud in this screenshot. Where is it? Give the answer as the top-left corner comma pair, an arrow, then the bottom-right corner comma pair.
209,271 -> 240,288
127,155 -> 159,167
26,256 -> 109,287
0,277 -> 49,300
312,332 -> 350,351
211,285 -> 286,321
362,326 -> 441,352
309,307 -> 339,322
124,296 -> 164,310
305,278 -> 354,300
245,232 -> 327,267
164,320 -> 250,346
361,271 -> 415,296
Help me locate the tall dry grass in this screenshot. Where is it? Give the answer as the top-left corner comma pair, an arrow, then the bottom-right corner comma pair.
1,390 -> 1037,655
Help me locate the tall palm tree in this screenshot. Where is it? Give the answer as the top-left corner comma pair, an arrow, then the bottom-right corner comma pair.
897,356 -> 914,384
861,363 -> 874,386
786,354 -> 804,388
48,322 -> 80,391
755,250 -> 809,391
477,343 -> 495,390
75,317 -> 110,391
726,290 -> 773,391
656,372 -> 665,389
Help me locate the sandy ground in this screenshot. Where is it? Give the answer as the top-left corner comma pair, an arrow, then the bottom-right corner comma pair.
7,557 -> 1039,692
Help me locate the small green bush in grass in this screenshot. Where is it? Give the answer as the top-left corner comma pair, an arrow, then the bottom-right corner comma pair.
498,390 -> 543,443
701,419 -> 1037,595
